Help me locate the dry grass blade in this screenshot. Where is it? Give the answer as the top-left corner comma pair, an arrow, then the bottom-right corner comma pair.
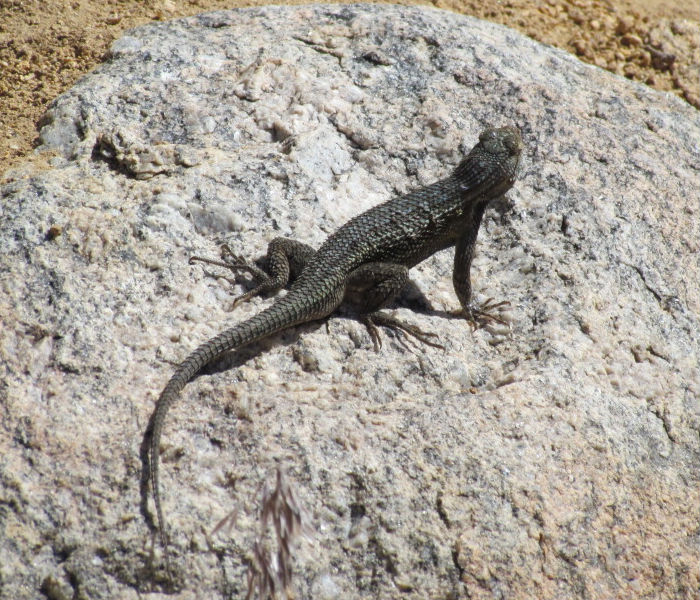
242,468 -> 313,600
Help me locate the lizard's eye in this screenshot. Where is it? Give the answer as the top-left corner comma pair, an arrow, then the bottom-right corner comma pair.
503,135 -> 520,154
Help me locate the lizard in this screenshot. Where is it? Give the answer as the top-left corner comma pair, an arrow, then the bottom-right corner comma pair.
143,125 -> 524,562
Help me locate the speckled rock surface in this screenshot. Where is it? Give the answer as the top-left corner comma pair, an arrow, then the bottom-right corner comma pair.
1,4 -> 698,599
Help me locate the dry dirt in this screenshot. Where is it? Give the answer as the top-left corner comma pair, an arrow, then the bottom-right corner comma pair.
1,0 -> 698,172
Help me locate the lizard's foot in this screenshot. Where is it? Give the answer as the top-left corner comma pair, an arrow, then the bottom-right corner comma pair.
189,244 -> 276,308
456,298 -> 511,331
361,313 -> 444,352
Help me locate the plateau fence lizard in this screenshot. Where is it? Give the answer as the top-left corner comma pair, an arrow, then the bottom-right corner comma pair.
142,125 -> 523,564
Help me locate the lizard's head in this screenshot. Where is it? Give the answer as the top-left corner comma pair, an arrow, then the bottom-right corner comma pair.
454,126 -> 523,200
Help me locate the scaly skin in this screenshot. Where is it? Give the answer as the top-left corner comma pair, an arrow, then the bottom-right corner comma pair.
144,126 -> 523,562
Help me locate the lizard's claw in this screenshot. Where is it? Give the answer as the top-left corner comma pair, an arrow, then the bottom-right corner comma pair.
456,298 -> 511,330
361,316 -> 383,352
361,313 -> 444,352
189,245 -> 276,309
190,244 -> 268,279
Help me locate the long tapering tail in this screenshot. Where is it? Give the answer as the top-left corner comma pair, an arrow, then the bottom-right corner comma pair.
147,293 -> 327,555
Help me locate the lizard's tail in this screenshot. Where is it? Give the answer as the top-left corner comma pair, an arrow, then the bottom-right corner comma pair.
147,293 -> 326,556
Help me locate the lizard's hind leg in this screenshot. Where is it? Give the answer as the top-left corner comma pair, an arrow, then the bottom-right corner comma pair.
344,262 -> 443,351
189,238 -> 316,308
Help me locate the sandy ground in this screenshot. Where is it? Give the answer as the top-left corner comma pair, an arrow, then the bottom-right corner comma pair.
0,0 -> 698,172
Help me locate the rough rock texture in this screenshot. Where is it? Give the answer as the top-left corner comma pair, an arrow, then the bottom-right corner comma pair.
1,4 -> 698,599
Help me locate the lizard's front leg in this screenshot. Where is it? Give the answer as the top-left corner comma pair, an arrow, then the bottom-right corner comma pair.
344,262 -> 442,350
189,237 -> 316,307
453,213 -> 509,329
